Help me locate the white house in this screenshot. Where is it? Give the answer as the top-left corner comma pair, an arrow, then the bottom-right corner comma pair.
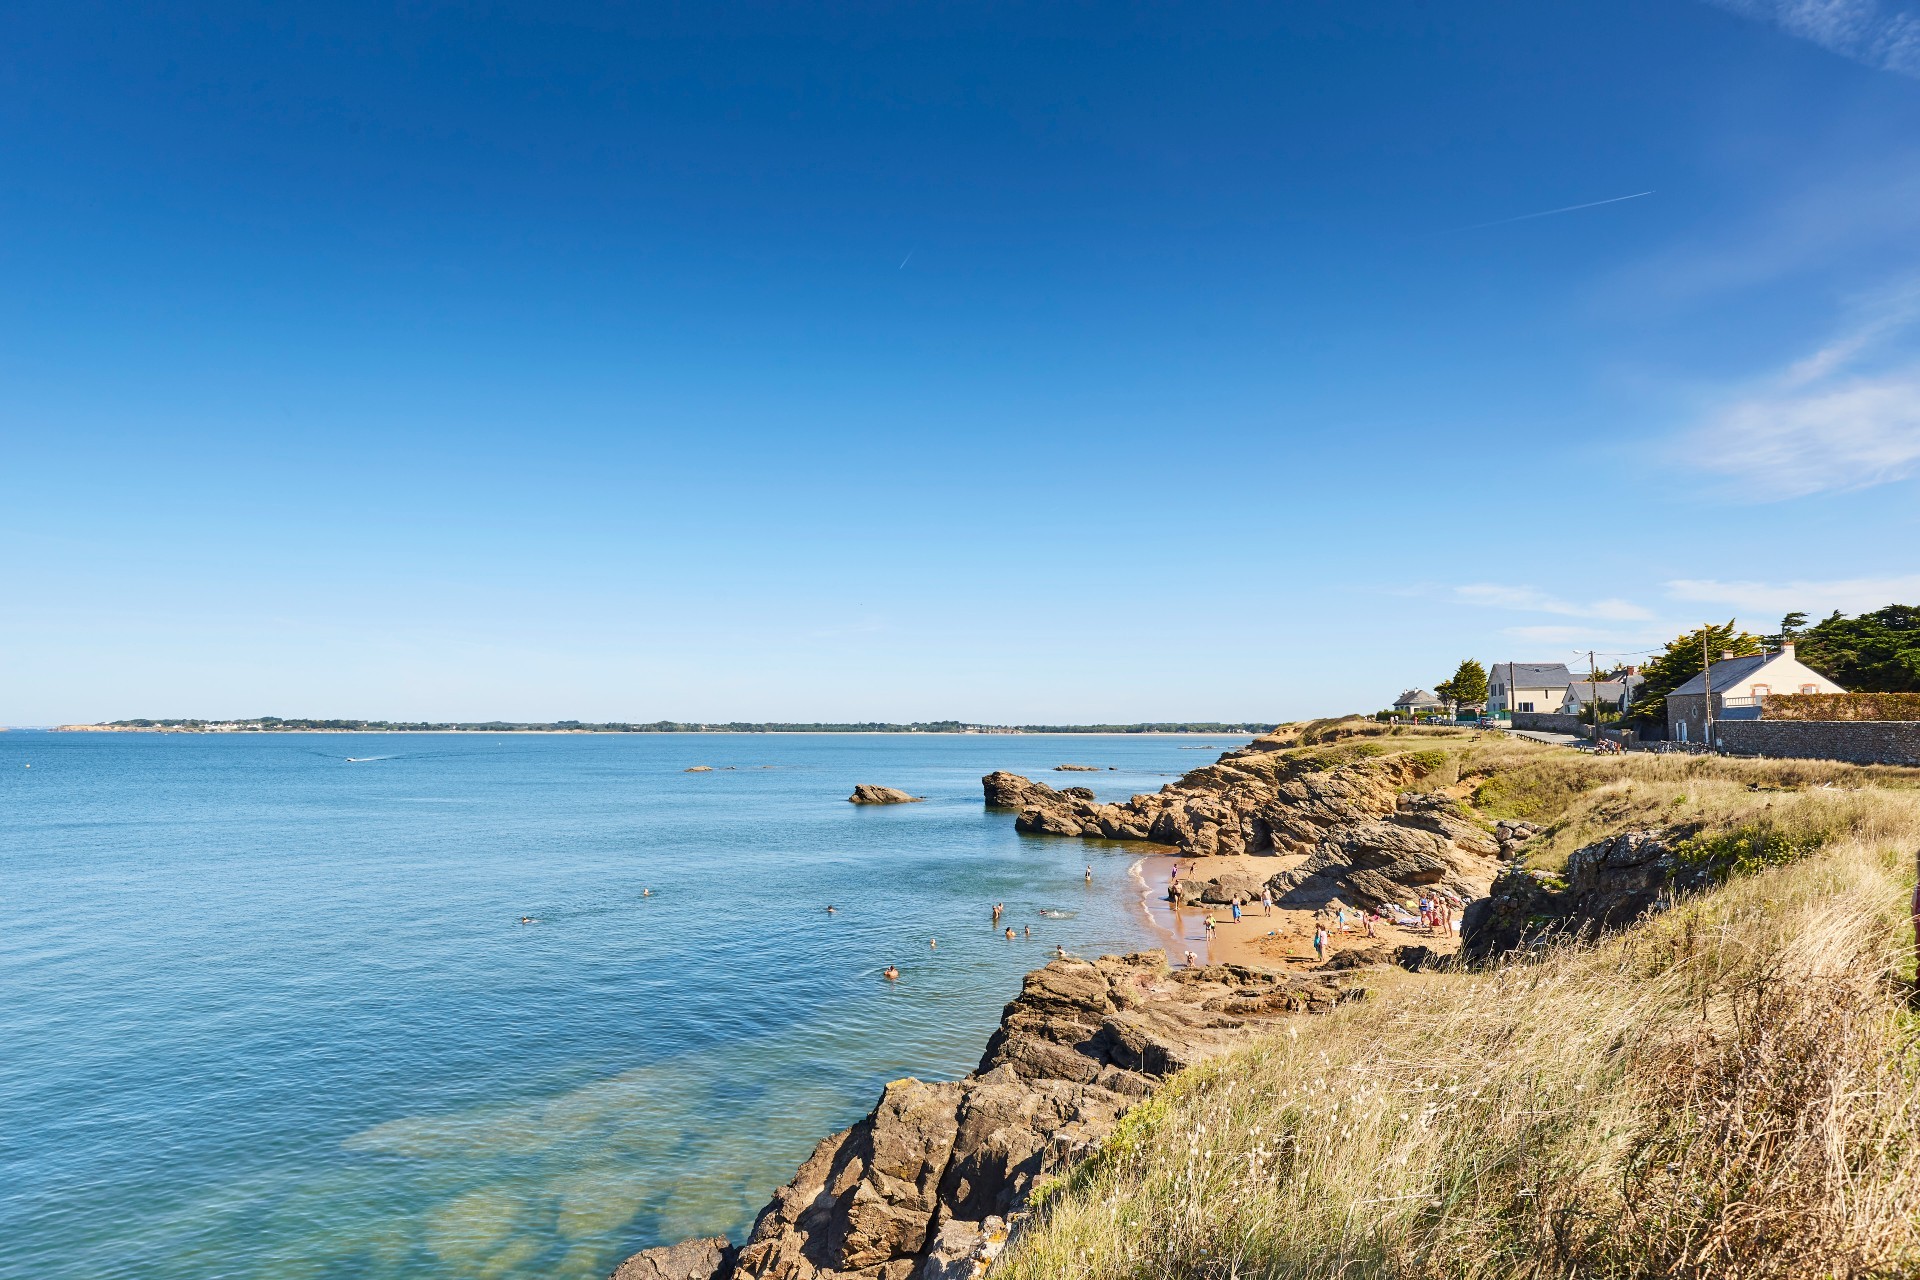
1488,662 -> 1575,715
1561,673 -> 1644,718
1392,689 -> 1445,715
1665,643 -> 1846,743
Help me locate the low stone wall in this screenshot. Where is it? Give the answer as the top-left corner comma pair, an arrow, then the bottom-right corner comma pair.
1715,720 -> 1920,767
1511,711 -> 1585,734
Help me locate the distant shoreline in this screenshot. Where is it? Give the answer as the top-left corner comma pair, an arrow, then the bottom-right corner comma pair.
48,721 -> 1274,736
47,725 -> 1266,736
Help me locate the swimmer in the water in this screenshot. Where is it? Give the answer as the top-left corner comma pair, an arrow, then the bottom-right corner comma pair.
826,905 -> 837,914
1054,943 -> 1068,958
929,938 -> 937,949
1023,925 -> 1031,938
992,902 -> 1003,922
1085,865 -> 1093,883
882,965 -> 899,981
1004,926 -> 1015,940
642,888 -> 651,897
519,916 -> 534,924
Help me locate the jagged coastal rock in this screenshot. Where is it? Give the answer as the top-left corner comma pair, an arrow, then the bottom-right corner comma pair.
985,750 -> 1502,913
1460,829 -> 1710,958
613,952 -> 1360,1280
848,785 -> 924,805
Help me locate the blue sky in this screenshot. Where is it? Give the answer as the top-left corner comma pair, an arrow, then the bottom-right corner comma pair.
5,0 -> 1920,724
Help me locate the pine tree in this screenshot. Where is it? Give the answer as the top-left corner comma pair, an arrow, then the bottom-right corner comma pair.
1629,620 -> 1761,723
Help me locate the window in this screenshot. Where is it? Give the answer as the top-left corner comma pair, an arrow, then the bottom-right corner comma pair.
1519,701 -> 1534,712
1751,684 -> 1769,697
1800,684 -> 1817,694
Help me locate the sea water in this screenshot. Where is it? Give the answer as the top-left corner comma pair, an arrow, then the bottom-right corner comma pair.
0,732 -> 1236,1279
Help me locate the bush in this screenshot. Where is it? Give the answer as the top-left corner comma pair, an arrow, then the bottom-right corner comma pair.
1765,691 -> 1920,721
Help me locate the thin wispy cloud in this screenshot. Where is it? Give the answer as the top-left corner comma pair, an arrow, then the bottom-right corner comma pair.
1666,573 -> 1920,616
1705,0 -> 1920,78
1453,584 -> 1654,621
1688,282 -> 1920,498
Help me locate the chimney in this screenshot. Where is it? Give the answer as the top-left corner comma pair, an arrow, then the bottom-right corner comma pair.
1721,650 -> 1734,661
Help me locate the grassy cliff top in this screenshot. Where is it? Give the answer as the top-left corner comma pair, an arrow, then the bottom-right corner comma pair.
997,731 -> 1920,1279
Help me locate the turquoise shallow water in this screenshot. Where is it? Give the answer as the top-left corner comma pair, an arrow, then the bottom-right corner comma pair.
1,732 -> 1236,1280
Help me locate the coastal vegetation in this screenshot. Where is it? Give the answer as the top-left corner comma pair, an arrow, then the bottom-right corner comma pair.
992,723 -> 1920,1280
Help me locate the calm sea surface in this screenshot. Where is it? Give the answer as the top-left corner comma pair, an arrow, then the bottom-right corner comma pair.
1,732 -> 1235,1280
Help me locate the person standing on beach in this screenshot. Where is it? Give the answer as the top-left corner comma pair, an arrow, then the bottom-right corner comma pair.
1261,888 -> 1272,917
1312,924 -> 1327,962
1230,897 -> 1242,923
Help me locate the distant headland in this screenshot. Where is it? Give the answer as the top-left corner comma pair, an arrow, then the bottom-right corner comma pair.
52,717 -> 1276,735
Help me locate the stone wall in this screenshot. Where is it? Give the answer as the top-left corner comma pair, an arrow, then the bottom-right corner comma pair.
1714,720 -> 1920,767
1666,692 -> 1707,744
1511,711 -> 1586,735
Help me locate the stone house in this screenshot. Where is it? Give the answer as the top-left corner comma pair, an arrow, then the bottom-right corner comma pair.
1488,662 -> 1575,715
1665,643 -> 1846,744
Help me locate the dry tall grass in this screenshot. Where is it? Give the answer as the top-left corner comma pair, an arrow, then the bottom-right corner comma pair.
996,757 -> 1920,1280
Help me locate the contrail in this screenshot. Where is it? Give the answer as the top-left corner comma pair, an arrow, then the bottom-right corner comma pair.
898,250 -> 913,269
1454,190 -> 1653,232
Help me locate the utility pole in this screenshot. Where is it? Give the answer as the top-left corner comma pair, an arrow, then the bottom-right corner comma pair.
1701,631 -> 1715,752
1588,649 -> 1601,748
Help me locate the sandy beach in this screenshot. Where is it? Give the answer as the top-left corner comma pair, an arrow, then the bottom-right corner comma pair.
1128,850 -> 1463,971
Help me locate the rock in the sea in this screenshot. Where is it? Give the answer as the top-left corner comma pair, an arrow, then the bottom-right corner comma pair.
982,770 -> 1059,809
1053,764 -> 1100,772
621,952 -> 1362,1280
849,785 -> 924,805
685,766 -> 714,772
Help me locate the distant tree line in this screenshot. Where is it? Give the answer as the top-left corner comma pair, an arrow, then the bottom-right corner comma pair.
97,717 -> 1276,734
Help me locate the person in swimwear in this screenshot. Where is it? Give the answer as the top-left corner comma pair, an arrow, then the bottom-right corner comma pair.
882,965 -> 899,981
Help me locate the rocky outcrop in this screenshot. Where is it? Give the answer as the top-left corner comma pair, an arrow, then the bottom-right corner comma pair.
612,952 -> 1361,1280
981,772 -> 1091,811
1460,829 -> 1713,959
849,786 -> 924,805
1052,764 -> 1100,772
614,1238 -> 737,1280
988,749 -> 1503,914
